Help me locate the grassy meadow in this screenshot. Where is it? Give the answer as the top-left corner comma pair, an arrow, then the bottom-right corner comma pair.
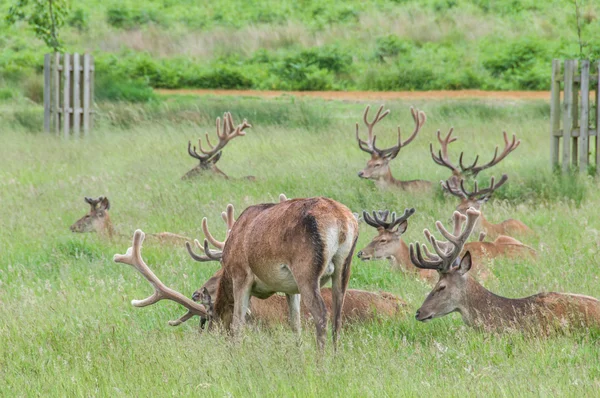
1,95 -> 600,396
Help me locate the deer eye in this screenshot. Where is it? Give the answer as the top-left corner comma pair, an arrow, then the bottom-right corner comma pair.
438,285 -> 446,292
374,164 -> 381,167
379,239 -> 387,243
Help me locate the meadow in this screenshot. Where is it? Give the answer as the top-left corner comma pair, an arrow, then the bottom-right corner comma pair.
1,94 -> 600,396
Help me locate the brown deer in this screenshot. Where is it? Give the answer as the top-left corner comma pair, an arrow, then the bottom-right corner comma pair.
191,268 -> 405,329
443,175 -> 533,238
356,209 -> 436,282
115,196 -> 359,350
356,105 -> 431,191
71,196 -> 190,244
431,129 -> 520,192
410,208 -> 600,332
182,112 -> 255,181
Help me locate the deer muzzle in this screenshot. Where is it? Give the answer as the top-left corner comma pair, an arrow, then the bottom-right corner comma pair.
415,309 -> 434,322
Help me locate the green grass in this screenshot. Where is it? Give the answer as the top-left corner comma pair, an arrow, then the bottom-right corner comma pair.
1,96 -> 600,395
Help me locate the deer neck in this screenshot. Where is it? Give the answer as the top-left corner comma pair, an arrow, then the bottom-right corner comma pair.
100,215 -> 116,239
479,213 -> 502,237
389,239 -> 411,269
212,266 -> 235,330
459,276 -> 536,329
374,167 -> 398,189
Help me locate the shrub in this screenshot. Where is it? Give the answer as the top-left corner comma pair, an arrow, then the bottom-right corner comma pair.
374,35 -> 413,61
68,8 -> 88,31
95,72 -> 156,103
106,6 -> 163,29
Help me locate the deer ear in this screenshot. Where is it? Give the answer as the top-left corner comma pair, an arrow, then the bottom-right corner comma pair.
394,220 -> 408,235
477,195 -> 491,205
99,197 -> 110,211
457,251 -> 472,275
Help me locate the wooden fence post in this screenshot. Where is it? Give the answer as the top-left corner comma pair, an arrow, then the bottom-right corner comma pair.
83,54 -> 91,136
562,60 -> 574,172
550,59 -> 561,170
579,60 -> 590,174
63,53 -> 71,138
53,53 -> 60,134
43,54 -> 51,133
73,53 -> 81,137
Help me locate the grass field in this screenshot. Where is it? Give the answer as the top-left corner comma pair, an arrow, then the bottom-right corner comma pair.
1,95 -> 600,396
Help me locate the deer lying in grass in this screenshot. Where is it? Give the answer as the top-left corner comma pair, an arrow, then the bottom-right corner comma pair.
356,105 -> 431,191
192,268 -> 405,329
182,112 -> 255,181
443,175 -> 533,238
115,196 -> 359,350
410,208 -> 600,332
70,196 -> 190,244
431,129 -> 520,192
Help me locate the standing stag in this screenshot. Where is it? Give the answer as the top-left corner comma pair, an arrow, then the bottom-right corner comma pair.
356,105 -> 431,191
443,175 -> 532,238
115,197 -> 359,350
409,208 -> 600,332
182,112 -> 255,180
431,129 -> 520,191
70,196 -> 190,244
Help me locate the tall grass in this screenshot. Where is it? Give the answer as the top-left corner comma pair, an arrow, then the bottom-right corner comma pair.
1,96 -> 600,395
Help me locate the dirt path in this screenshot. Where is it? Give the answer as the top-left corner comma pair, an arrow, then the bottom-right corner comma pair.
158,89 -> 551,101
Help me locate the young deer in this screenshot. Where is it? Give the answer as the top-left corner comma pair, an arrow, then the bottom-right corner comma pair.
410,208 -> 600,332
71,196 -> 190,244
443,175 -> 533,238
182,112 -> 255,181
431,129 -> 520,192
356,105 -> 431,191
115,197 -> 359,350
356,209 -> 436,282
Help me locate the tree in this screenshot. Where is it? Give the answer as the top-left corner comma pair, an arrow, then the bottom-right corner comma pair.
6,0 -> 69,52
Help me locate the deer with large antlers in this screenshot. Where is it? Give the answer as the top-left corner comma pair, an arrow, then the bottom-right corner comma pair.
116,196 -> 359,350
182,112 -> 254,181
70,196 -> 190,244
186,200 -> 405,329
356,209 -> 436,282
410,208 -> 600,332
443,175 -> 533,238
356,105 -> 431,191
431,129 -> 520,191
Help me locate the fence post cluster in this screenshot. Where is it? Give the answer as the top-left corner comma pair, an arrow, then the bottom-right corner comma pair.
550,59 -> 600,174
44,53 -> 94,137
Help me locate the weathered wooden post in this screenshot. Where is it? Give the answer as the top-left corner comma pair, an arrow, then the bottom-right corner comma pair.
43,53 -> 94,136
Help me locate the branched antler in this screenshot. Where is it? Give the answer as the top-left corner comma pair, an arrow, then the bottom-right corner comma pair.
459,132 -> 520,178
188,112 -> 251,164
114,230 -> 209,326
409,208 -> 481,272
430,128 -> 459,173
185,204 -> 236,263
356,105 -> 390,154
443,174 -> 508,201
362,208 -> 416,231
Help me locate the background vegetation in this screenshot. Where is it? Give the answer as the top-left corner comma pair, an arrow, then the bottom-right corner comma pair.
1,0 -> 599,100
1,95 -> 600,395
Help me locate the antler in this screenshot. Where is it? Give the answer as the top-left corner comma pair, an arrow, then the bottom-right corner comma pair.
355,105 -> 390,154
187,112 -> 251,163
114,230 -> 209,326
372,106 -> 426,159
459,132 -> 520,177
430,128 -> 459,172
186,204 -> 236,263
442,174 -> 508,200
410,208 -> 481,272
362,208 -> 416,231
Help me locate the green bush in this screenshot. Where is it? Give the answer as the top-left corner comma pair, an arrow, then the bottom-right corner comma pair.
374,35 -> 413,61
67,8 -> 88,31
95,72 -> 156,103
106,6 -> 164,29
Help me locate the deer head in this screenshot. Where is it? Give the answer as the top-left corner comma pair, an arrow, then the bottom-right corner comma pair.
357,208 -> 415,261
356,105 -> 426,181
442,175 -> 508,215
182,112 -> 252,180
431,130 -> 519,191
409,208 -> 480,322
70,196 -> 113,236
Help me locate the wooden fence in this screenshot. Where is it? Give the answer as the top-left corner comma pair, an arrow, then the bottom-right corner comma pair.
550,59 -> 600,174
44,53 -> 94,137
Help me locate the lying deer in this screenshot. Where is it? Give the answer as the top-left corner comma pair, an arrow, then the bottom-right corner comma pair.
443,175 -> 533,238
192,269 -> 405,329
431,129 -> 520,192
356,209 -> 436,282
410,208 -> 600,332
182,112 -> 255,181
115,196 -> 359,350
71,196 -> 190,244
356,105 -> 431,191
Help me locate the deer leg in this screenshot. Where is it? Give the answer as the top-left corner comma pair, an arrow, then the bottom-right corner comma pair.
331,237 -> 356,349
298,281 -> 327,351
231,276 -> 253,338
286,294 -> 301,335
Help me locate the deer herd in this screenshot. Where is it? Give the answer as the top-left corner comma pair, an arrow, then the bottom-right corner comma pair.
72,106 -> 600,350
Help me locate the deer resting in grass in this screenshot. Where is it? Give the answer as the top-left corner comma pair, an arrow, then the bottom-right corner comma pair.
115,197 -> 359,350
71,196 -> 190,244
356,105 -> 431,191
410,208 -> 600,332
443,175 -> 533,238
431,129 -> 520,192
182,112 -> 255,181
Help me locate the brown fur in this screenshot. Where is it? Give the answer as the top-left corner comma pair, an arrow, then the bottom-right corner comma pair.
359,153 -> 432,191
416,252 -> 600,332
456,199 -> 533,239
211,197 -> 359,349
